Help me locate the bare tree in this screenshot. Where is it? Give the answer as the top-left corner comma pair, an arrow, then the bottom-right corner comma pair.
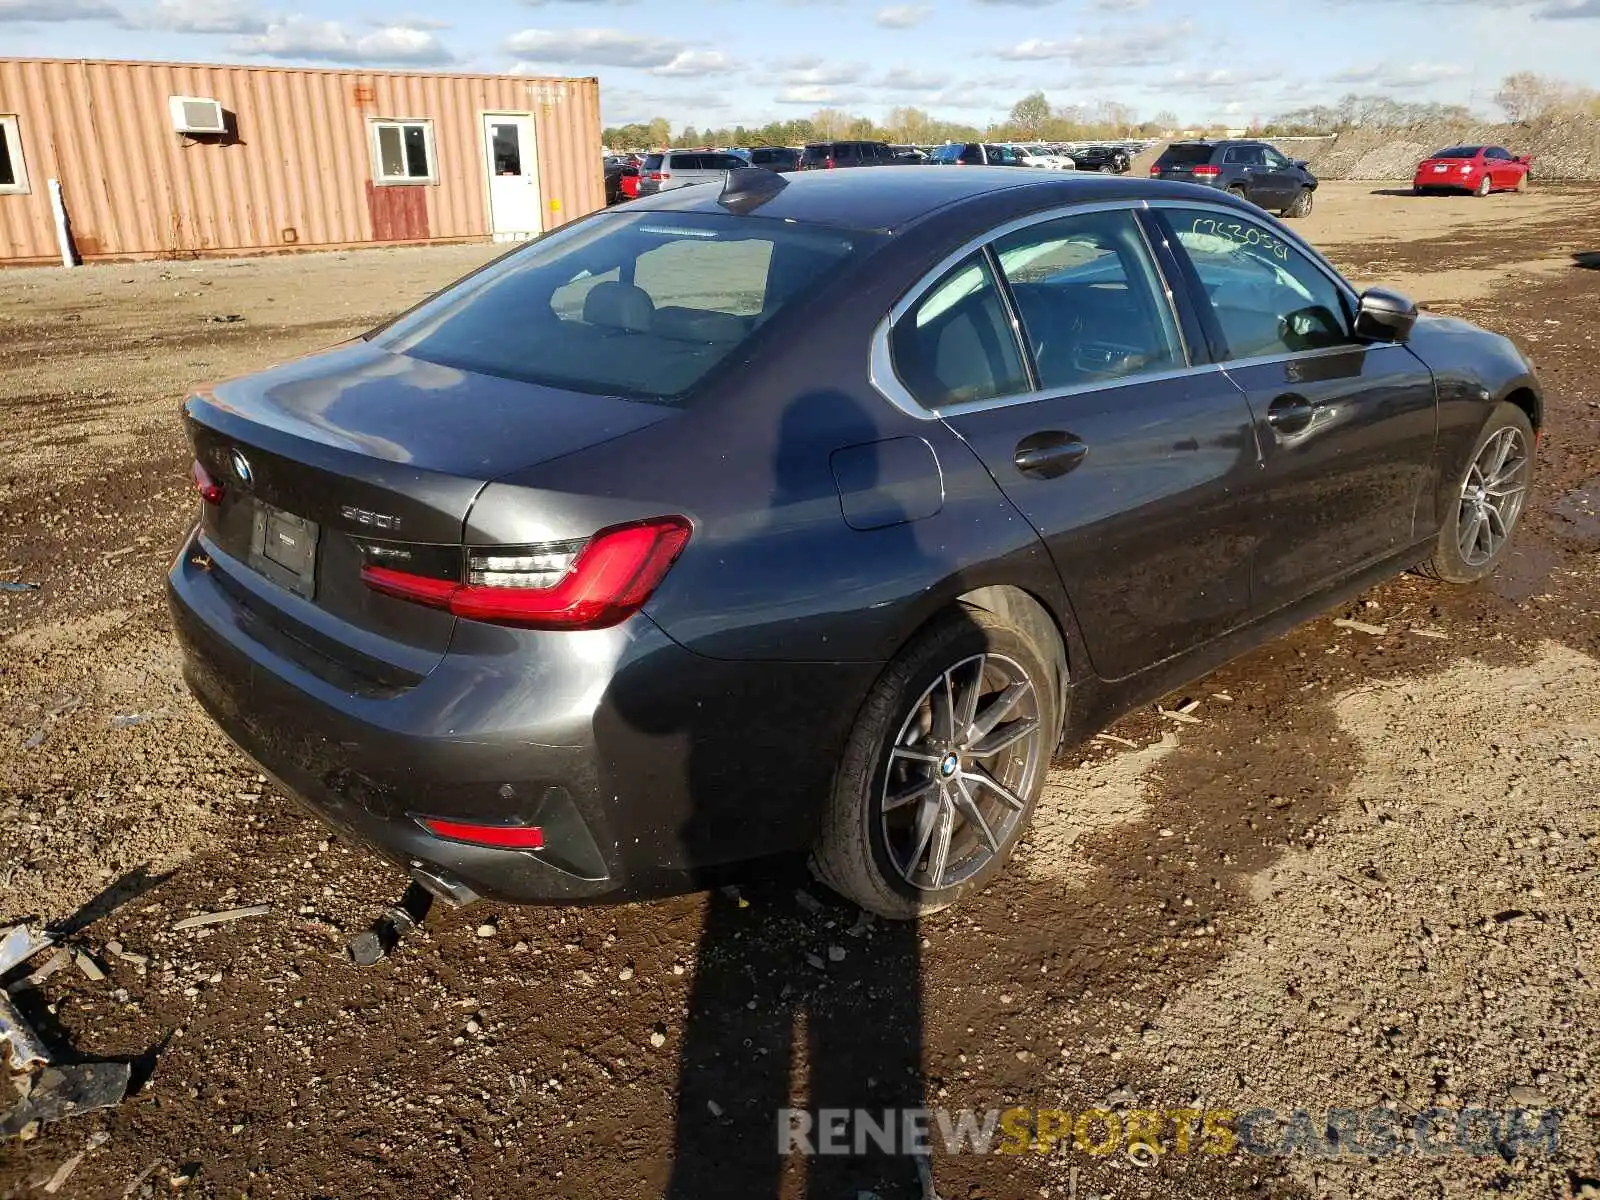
811,107 -> 851,140
1009,91 -> 1051,138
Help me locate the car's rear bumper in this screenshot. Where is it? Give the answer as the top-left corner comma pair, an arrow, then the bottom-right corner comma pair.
168,527 -> 878,905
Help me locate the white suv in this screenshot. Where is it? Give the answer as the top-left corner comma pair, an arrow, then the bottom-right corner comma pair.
638,150 -> 749,195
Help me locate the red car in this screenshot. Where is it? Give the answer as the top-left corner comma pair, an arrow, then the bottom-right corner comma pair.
1414,145 -> 1532,196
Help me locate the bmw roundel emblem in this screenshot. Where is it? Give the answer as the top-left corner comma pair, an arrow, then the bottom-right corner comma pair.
229,448 -> 253,485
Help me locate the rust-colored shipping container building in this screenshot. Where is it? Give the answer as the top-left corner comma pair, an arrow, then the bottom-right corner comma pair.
0,57 -> 604,266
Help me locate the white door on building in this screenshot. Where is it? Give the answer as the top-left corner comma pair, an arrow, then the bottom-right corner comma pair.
483,114 -> 542,242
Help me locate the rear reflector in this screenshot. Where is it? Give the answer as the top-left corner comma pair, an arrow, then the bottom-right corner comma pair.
192,459 -> 224,505
1193,165 -> 1221,177
1150,165 -> 1161,176
420,817 -> 544,850
360,515 -> 692,630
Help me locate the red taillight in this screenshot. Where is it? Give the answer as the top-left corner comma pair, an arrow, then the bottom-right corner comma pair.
1193,165 -> 1221,177
1149,165 -> 1161,176
650,171 -> 663,181
192,459 -> 224,505
360,516 -> 692,630
824,157 -> 835,169
420,817 -> 544,850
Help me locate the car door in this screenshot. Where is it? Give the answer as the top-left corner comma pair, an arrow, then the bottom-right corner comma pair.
1149,203 -> 1438,612
1259,146 -> 1303,207
884,206 -> 1263,681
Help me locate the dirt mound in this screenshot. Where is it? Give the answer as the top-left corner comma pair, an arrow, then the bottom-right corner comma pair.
1301,112 -> 1600,181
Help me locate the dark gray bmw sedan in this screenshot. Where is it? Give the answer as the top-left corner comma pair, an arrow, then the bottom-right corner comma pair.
169,167 -> 1540,918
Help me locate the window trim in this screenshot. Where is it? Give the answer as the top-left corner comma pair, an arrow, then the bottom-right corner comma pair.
369,117 -> 438,186
0,115 -> 30,196
869,199 -> 1211,420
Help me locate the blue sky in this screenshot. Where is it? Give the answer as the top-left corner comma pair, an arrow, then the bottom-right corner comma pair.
4,0 -> 1599,128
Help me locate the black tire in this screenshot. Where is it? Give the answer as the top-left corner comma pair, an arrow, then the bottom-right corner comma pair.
1099,164 -> 1117,174
1284,187 -> 1313,218
1416,402 -> 1535,584
811,606 -> 1061,919
1474,174 -> 1493,197
1413,186 -> 1429,196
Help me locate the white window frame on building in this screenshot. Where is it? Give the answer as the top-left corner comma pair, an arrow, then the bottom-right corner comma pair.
369,118 -> 438,186
0,115 -> 30,196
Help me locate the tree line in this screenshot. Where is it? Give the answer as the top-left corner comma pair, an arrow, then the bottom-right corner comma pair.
603,72 -> 1600,151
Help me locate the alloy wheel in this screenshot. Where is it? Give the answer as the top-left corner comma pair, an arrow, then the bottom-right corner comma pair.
1458,426 -> 1530,567
881,653 -> 1045,892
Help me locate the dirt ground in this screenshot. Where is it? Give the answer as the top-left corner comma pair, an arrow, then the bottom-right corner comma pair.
1,180 -> 1598,1199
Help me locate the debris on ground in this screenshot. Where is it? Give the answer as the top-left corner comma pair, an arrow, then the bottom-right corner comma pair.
170,903 -> 272,932
1157,705 -> 1202,725
1,1064 -> 131,1137
0,992 -> 51,1071
0,926 -> 52,975
1333,617 -> 1389,636
347,883 -> 432,966
0,580 -> 40,593
71,950 -> 106,983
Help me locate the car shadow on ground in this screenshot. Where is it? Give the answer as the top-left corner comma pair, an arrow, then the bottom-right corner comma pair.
1574,251 -> 1600,269
605,389 -> 947,1198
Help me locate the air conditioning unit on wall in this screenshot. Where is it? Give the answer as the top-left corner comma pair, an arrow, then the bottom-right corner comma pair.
169,96 -> 226,135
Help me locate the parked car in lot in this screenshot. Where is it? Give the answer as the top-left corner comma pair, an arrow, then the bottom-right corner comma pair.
1065,144 -> 1131,174
636,149 -> 749,195
603,160 -> 639,206
798,141 -> 897,169
926,143 -> 1026,167
732,146 -> 802,173
1150,140 -> 1318,217
169,167 -> 1540,918
1010,144 -> 1076,170
1413,145 -> 1531,196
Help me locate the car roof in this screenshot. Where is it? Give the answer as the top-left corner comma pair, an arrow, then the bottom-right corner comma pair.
625,166 -> 1244,232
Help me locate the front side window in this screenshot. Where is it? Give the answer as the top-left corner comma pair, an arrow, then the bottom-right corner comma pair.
0,116 -> 28,195
992,210 -> 1184,389
890,253 -> 1029,409
378,212 -> 872,402
1263,147 -> 1292,169
1162,207 -> 1352,360
372,119 -> 436,184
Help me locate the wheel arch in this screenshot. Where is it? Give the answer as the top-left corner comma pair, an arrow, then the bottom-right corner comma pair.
1499,383 -> 1542,433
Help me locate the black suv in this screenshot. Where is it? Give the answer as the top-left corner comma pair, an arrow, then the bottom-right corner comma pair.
1151,140 -> 1318,217
798,141 -> 896,170
740,146 -> 801,172
1068,144 -> 1132,174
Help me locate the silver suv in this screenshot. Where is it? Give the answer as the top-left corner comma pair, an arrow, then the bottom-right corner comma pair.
637,150 -> 749,195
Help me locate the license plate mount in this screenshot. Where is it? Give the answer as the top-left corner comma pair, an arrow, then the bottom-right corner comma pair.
248,502 -> 319,600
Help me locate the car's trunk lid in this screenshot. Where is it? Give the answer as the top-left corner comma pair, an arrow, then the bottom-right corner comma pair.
185,341 -> 674,682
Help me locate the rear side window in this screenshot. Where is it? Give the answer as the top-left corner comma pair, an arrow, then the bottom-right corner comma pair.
801,144 -> 832,164
1223,146 -> 1264,166
1157,144 -> 1214,167
993,210 -> 1184,389
379,213 -> 873,403
890,254 -> 1029,409
1161,207 -> 1352,360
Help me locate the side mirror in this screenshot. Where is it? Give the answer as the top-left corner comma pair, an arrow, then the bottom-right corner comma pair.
1354,287 -> 1418,343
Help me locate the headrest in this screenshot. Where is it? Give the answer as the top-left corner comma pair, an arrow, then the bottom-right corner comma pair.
583,281 -> 655,333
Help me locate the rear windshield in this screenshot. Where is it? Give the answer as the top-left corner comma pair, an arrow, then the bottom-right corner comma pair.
643,153 -> 664,170
928,144 -> 964,163
375,213 -> 875,404
1156,144 -> 1214,166
1432,146 -> 1481,159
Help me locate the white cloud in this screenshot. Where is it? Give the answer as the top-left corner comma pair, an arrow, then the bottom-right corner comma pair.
780,58 -> 868,85
1537,0 -> 1600,15
1329,61 -> 1471,88
1093,0 -> 1150,8
775,84 -> 866,104
649,50 -> 737,77
875,4 -> 931,26
119,0 -> 264,33
230,18 -> 456,65
504,27 -> 686,68
0,0 -> 117,19
995,21 -> 1192,65
1167,67 -> 1285,93
974,0 -> 1061,6
878,66 -> 952,90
